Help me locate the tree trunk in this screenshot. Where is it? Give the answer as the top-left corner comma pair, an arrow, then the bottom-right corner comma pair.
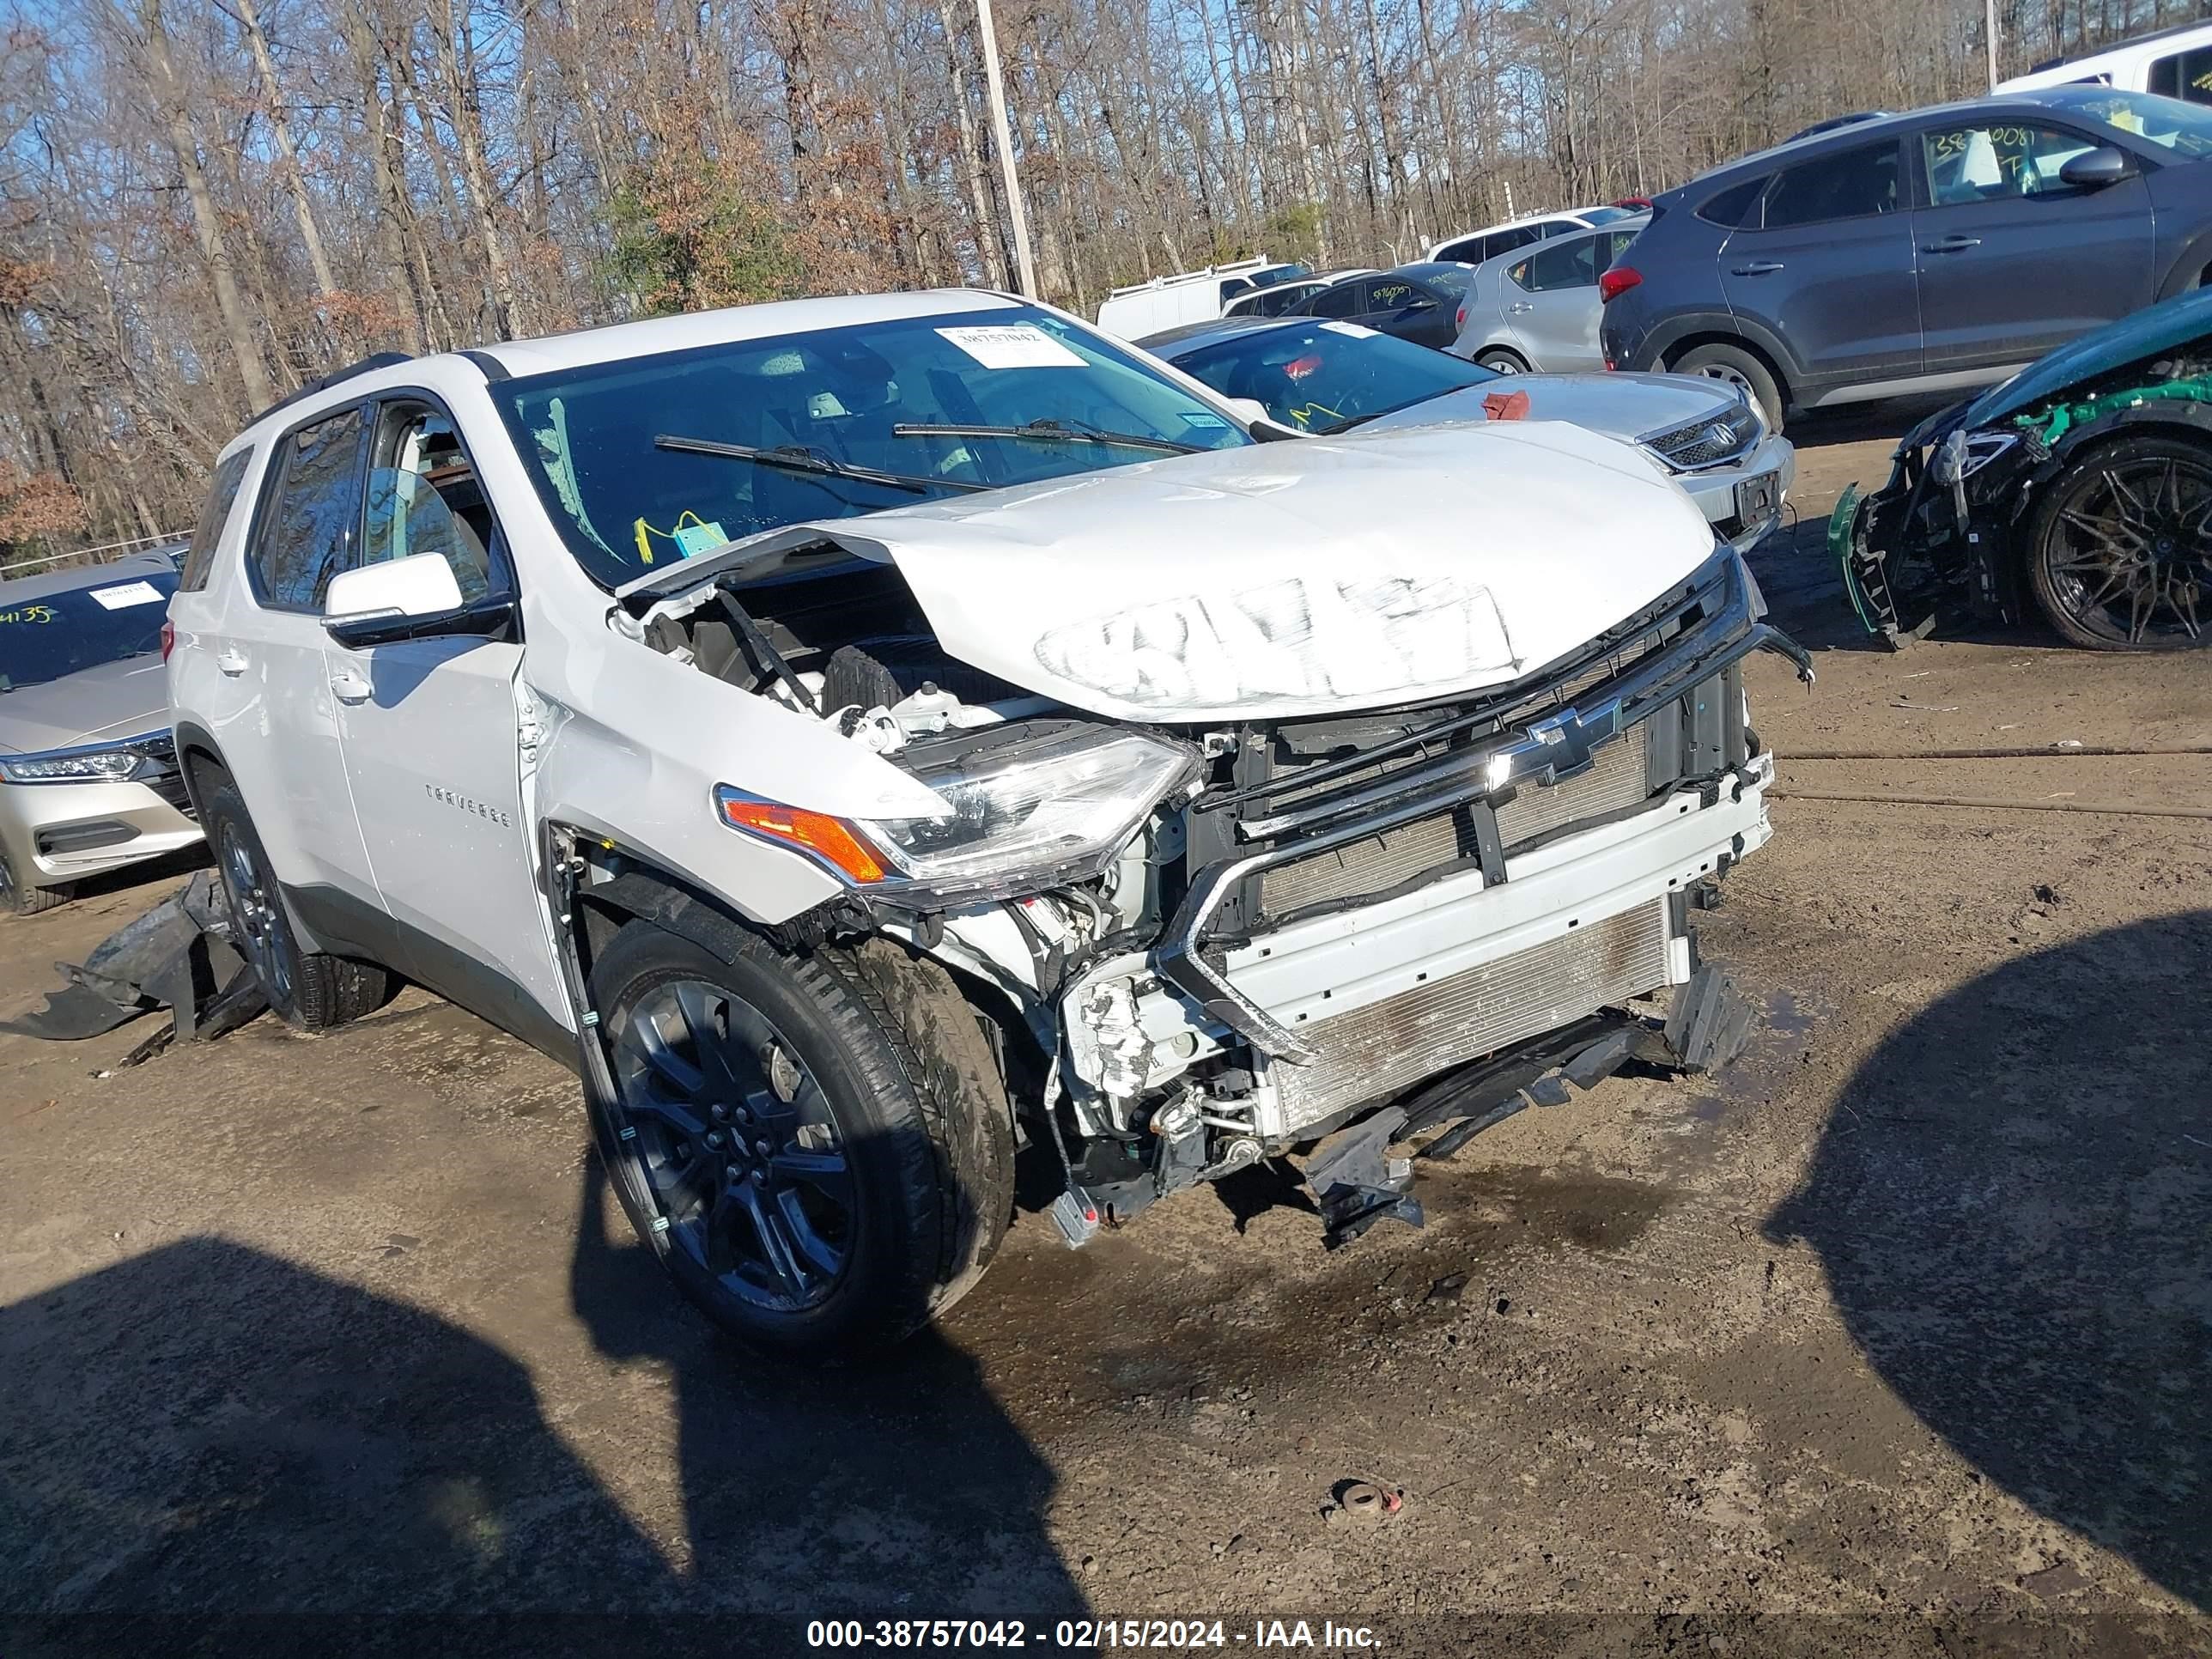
129,0 -> 272,412
234,0 -> 337,300
939,0 -> 1007,286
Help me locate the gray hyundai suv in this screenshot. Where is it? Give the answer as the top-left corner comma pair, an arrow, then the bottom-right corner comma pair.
1601,87 -> 2212,429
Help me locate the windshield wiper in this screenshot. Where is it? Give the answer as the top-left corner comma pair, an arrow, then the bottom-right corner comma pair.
652,434 -> 988,495
890,418 -> 1200,455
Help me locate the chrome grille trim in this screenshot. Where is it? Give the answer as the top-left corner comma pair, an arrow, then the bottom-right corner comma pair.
1270,900 -> 1671,1133
1642,404 -> 1759,471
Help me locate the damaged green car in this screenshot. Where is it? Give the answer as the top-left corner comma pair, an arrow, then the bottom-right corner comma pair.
1834,288 -> 2212,650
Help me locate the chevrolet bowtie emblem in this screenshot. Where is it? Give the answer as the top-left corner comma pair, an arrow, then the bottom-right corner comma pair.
1523,707 -> 1601,782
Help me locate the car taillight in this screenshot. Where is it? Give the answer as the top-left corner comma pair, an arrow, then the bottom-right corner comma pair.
1455,302 -> 1468,329
159,621 -> 175,662
1598,266 -> 1642,304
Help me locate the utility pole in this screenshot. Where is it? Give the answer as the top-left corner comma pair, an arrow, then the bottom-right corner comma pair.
1985,0 -> 2000,89
973,0 -> 1038,297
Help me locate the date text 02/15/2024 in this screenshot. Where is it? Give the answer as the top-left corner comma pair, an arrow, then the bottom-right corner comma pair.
805,1620 -> 1383,1650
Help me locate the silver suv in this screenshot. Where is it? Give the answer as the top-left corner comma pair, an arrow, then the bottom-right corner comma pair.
170,292 -> 1807,1358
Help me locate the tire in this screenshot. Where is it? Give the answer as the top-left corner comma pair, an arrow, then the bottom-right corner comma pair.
1475,349 -> 1528,375
194,762 -> 388,1028
2026,434 -> 2212,651
588,919 -> 1014,1359
0,845 -> 67,916
1671,342 -> 1785,433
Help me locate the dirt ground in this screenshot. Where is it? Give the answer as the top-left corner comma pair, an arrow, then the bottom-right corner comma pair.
3,413 -> 2208,1657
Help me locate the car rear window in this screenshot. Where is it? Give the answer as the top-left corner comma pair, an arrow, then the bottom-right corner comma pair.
0,568 -> 180,691
178,446 -> 254,592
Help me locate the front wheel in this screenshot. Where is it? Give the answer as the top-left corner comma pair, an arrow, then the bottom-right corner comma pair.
2026,435 -> 2212,650
587,921 -> 1014,1359
0,844 -> 67,917
1671,342 -> 1785,433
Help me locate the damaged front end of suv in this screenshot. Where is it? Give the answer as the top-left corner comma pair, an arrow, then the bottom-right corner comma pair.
1835,289 -> 2212,652
580,421 -> 1812,1280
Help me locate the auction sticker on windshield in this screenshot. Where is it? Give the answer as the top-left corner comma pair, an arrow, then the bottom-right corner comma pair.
88,580 -> 167,610
1321,321 -> 1378,337
936,325 -> 1087,369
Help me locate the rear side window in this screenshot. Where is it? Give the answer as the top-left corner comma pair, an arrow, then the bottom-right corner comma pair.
1761,141 -> 1900,228
250,407 -> 368,612
1436,235 -> 1483,264
1310,283 -> 1362,318
1697,177 -> 1768,227
1488,225 -> 1542,259
1515,236 -> 1600,291
178,447 -> 254,592
2149,46 -> 2212,105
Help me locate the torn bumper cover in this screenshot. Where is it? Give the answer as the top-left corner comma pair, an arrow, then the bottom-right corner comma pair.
0,869 -> 265,1057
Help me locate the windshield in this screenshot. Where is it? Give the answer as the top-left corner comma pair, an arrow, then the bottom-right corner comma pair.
0,568 -> 178,692
1169,319 -> 1497,433
2040,87 -> 2212,156
490,305 -> 1249,587
1398,263 -> 1477,296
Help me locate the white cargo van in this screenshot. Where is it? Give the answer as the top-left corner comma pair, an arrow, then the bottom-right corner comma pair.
1094,258 -> 1308,339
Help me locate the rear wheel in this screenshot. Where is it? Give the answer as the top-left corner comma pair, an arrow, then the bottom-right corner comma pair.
1474,349 -> 1528,375
0,845 -> 67,917
1671,342 -> 1784,432
194,763 -> 388,1027
2027,435 -> 2212,651
587,921 -> 1013,1359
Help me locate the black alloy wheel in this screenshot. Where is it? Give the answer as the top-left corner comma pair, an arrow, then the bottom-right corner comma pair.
609,977 -> 855,1313
2031,436 -> 2212,650
219,820 -> 295,1009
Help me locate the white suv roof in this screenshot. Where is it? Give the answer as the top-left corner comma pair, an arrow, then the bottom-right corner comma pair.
225,289 -> 1032,453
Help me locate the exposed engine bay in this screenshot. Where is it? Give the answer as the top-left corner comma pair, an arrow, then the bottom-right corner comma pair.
624,538 -> 1811,1246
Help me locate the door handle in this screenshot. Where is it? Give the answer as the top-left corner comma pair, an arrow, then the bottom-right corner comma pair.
216,649 -> 248,677
1730,260 -> 1785,276
1920,235 -> 1983,253
329,669 -> 373,704
1508,301 -> 1534,313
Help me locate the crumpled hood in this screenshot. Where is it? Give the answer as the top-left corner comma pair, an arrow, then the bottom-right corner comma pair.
1360,371 -> 1740,446
0,657 -> 171,756
638,420 -> 1717,723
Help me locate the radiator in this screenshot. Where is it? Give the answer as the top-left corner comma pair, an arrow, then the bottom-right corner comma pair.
1268,897 -> 1672,1135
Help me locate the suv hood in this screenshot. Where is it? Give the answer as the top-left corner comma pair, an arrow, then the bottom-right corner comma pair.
1360,372 -> 1739,447
633,420 -> 1717,723
0,656 -> 171,757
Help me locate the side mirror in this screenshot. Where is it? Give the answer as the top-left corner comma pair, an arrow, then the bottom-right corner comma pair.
1222,397 -> 1309,442
2059,146 -> 2137,189
324,553 -> 508,649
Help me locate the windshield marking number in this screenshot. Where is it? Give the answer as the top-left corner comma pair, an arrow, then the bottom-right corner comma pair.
933,325 -> 1087,369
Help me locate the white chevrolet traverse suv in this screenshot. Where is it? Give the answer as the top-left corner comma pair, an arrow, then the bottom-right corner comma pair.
168,291 -> 1808,1358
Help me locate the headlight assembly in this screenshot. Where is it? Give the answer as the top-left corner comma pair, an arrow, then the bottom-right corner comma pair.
1929,427 -> 2018,487
0,747 -> 151,784
717,724 -> 1201,900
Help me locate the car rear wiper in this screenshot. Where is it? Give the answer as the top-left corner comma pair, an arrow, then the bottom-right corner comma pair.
889,418 -> 1200,455
652,434 -> 988,495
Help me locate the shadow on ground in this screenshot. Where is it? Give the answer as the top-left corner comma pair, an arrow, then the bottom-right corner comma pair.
0,1160 -> 1086,1631
1767,911 -> 2212,1611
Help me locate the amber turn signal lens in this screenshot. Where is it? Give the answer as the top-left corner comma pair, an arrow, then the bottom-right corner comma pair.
717,794 -> 887,883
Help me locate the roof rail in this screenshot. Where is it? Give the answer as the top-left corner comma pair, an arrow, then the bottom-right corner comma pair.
1104,256 -> 1276,301
253,351 -> 414,423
